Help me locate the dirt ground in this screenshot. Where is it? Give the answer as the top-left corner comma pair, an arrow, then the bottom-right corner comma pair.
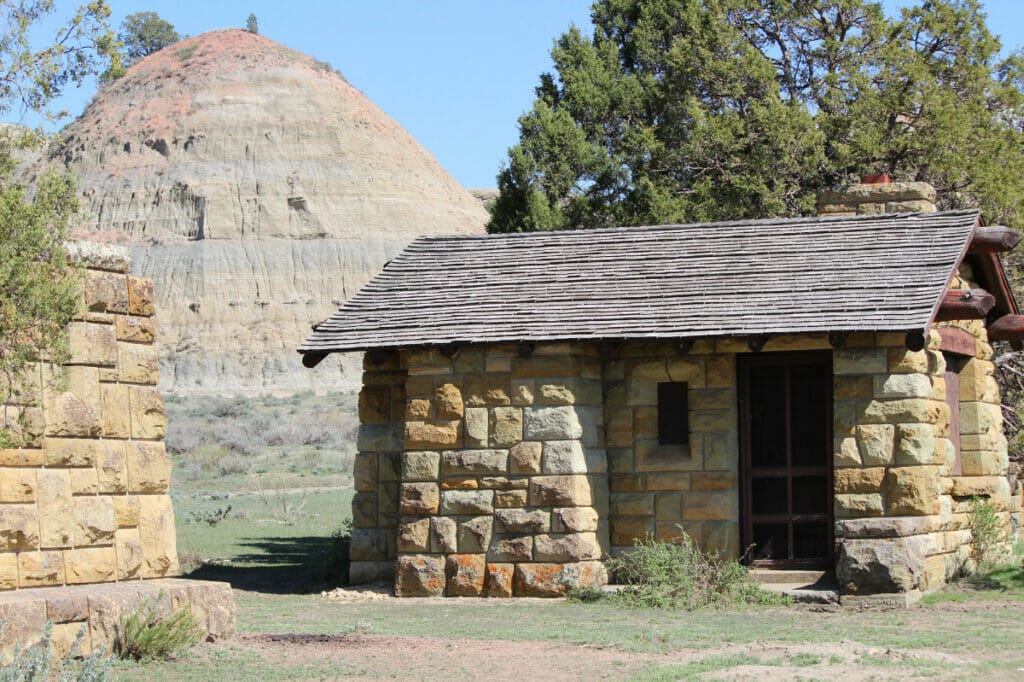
168,587 -> 1024,680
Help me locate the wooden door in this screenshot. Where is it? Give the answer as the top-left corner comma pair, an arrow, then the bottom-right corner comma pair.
739,352 -> 833,567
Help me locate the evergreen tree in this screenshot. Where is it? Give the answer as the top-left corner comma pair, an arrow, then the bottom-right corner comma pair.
246,14 -> 259,34
489,0 -> 1024,232
118,11 -> 180,65
0,0 -> 120,444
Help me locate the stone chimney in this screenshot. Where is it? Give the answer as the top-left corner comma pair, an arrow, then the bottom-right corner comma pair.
817,176 -> 937,216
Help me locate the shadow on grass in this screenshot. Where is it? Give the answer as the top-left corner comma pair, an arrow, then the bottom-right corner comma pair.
182,534 -> 349,594
973,563 -> 1024,592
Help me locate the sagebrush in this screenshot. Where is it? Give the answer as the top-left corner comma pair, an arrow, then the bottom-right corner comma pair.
969,496 -> 1010,569
605,532 -> 787,609
0,620 -> 110,681
115,599 -> 202,661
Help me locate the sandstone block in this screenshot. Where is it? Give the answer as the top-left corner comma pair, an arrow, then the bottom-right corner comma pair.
542,440 -> 587,474
611,517 -> 654,547
0,504 -> 39,550
895,423 -> 936,465
67,322 -> 117,367
405,397 -> 432,421
495,508 -> 550,534
115,315 -> 155,343
116,528 -> 143,580
402,451 -> 440,481
429,517 -> 458,553
488,535 -> 533,562
533,533 -> 602,562
43,438 -> 97,467
960,401 -> 1002,435
127,276 -> 154,316
837,536 -> 928,594
0,553 -> 16,590
113,495 -> 140,528
441,477 -> 478,490
656,493 -> 682,521
874,373 -> 931,399
18,551 -> 64,588
509,441 -> 542,474
513,561 -> 608,597
378,452 -> 401,482
50,622 -> 90,660
0,448 -> 43,467
485,563 -> 514,598
405,420 -> 462,450
37,469 -> 73,548
834,349 -> 887,375
395,555 -> 446,597
530,475 -> 594,507
446,554 -> 486,596
399,483 -> 439,515
357,423 -> 403,452
495,490 -> 528,508
442,449 -> 507,475
856,424 -> 894,466
117,342 -> 159,385
836,516 -> 941,539
834,467 -> 886,494
397,517 -> 431,553
834,375 -> 873,399
646,471 -> 693,491
98,384 -> 130,439
489,407 -> 523,447
435,383 -> 464,419
464,407 -> 488,447
0,468 -> 35,503
702,521 -> 739,557
611,493 -> 654,517
64,547 -> 116,584
961,449 -> 1005,476
441,490 -> 494,515
949,476 -> 1005,498
126,441 -> 171,493
349,528 -> 388,561
835,493 -> 885,518
886,467 -> 940,515
552,507 -> 599,533
464,374 -> 510,406
690,409 -> 732,432
43,392 -> 101,438
353,453 -> 378,492
128,386 -> 167,439
705,354 -> 735,388
458,516 -> 493,553
682,490 -> 736,521
138,495 -> 179,578
605,409 -> 633,448
72,496 -> 116,546
524,406 -> 582,440
861,398 -> 943,425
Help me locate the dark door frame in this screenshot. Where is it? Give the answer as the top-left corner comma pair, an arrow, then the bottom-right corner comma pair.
738,351 -> 834,569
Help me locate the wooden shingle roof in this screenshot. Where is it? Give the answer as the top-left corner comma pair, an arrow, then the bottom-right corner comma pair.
299,210 -> 983,355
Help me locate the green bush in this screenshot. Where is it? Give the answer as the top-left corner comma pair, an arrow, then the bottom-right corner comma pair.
0,621 -> 110,681
606,532 -> 787,610
968,496 -> 1010,569
322,519 -> 352,586
115,598 -> 202,661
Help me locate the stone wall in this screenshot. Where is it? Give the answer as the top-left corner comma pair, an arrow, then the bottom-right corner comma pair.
0,242 -> 177,591
604,341 -> 739,557
352,343 -> 609,596
834,319 -> 1013,596
817,181 -> 937,215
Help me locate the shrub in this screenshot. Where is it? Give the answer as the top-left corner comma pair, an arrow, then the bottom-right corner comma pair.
969,496 -> 1010,569
115,598 -> 202,661
181,460 -> 202,482
164,420 -> 205,455
0,620 -> 110,681
187,505 -> 232,526
323,519 -> 352,586
606,532 -> 787,610
212,453 -> 251,477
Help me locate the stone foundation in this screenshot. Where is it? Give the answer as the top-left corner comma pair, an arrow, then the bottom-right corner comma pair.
0,578 -> 234,660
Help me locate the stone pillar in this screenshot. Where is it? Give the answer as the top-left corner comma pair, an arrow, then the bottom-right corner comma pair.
393,343 -> 609,597
348,350 -> 406,584
817,181 -> 936,216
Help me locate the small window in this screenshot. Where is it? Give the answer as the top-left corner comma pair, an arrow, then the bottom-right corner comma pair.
658,382 -> 689,445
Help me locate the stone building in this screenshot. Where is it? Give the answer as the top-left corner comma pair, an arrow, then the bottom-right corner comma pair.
300,182 -> 1023,601
0,242 -> 233,659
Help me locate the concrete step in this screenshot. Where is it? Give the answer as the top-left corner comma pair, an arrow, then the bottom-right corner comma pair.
749,569 -> 828,586
761,582 -> 840,604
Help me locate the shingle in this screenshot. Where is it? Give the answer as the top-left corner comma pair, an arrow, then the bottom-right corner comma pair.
299,210 -> 980,353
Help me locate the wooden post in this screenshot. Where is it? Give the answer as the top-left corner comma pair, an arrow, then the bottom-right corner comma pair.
934,288 -> 996,322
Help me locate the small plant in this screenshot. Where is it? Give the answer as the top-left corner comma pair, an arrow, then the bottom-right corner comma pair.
565,585 -> 607,603
187,504 -> 232,526
176,45 -> 197,61
968,496 -> 1010,569
115,597 -> 202,661
606,532 -> 787,610
323,519 -> 352,586
0,620 -> 110,681
212,452 -> 252,476
255,475 -> 308,524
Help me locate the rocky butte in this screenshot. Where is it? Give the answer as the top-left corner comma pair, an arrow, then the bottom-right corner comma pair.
26,29 -> 488,394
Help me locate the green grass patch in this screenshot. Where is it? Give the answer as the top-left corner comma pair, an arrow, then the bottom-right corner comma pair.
634,654 -> 767,680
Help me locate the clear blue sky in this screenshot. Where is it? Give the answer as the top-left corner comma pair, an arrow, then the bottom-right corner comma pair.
25,1 -> 1024,189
